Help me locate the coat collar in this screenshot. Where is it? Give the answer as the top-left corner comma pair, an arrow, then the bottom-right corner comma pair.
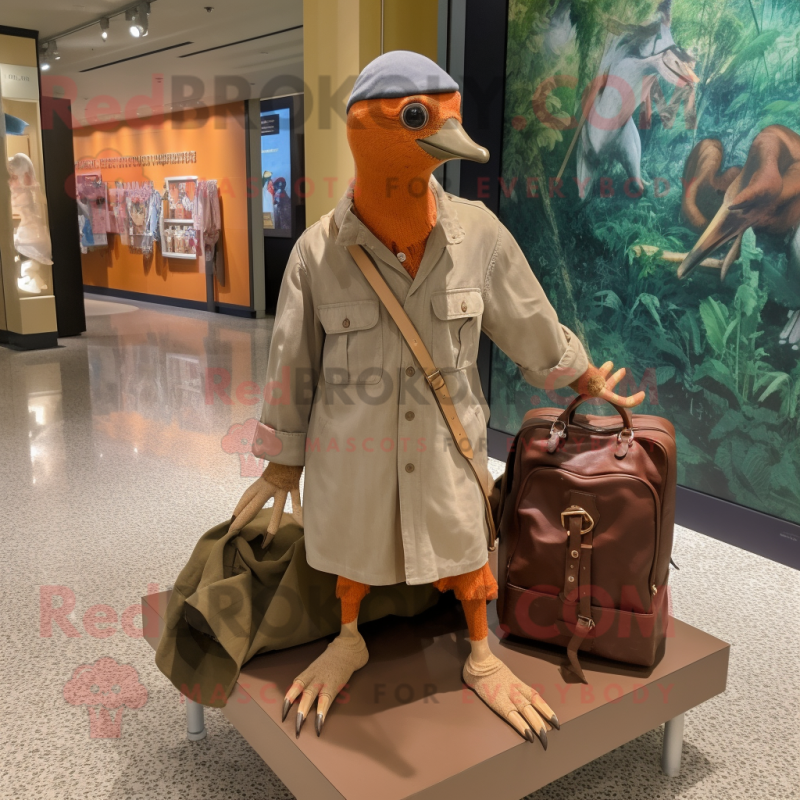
331,177 -> 465,294
332,177 -> 465,247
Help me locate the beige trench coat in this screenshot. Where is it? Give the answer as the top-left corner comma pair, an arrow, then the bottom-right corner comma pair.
253,179 -> 588,586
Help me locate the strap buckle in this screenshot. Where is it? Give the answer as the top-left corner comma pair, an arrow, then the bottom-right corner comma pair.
425,369 -> 445,391
561,505 -> 595,534
617,428 -> 635,444
577,615 -> 596,630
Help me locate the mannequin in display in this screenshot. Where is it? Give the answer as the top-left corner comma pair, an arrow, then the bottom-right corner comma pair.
272,177 -> 291,230
7,152 -> 53,295
231,51 -> 644,747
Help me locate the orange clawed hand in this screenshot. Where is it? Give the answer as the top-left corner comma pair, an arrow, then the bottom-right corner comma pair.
570,361 -> 646,408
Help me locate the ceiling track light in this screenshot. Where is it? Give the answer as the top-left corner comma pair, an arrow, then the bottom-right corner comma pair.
126,2 -> 151,38
40,1 -> 156,66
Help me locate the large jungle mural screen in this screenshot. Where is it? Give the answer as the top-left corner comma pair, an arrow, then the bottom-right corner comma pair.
491,0 -> 800,524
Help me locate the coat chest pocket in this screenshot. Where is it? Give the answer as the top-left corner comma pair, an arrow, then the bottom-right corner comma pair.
431,289 -> 484,372
318,300 -> 383,385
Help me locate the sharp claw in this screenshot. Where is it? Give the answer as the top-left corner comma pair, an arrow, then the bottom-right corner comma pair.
549,713 -> 561,731
315,713 -> 324,737
534,727 -> 548,751
295,711 -> 305,738
524,727 -> 535,743
282,697 -> 291,722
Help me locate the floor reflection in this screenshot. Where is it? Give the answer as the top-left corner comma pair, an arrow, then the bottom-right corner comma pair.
0,293 -> 275,494
81,296 -> 273,478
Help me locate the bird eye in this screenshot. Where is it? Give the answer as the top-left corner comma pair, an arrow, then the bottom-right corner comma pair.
401,102 -> 429,130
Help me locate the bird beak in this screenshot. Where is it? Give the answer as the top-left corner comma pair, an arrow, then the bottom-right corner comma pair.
678,197 -> 745,279
681,62 -> 700,84
417,118 -> 490,164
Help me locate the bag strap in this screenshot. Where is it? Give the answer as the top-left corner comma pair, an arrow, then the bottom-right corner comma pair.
334,222 -> 497,551
562,505 -> 596,683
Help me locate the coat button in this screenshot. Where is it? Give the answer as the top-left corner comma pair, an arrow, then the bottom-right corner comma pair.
342,318 -> 350,328
406,366 -> 415,377
461,301 -> 467,312
397,252 -> 406,263
405,463 -> 415,473
405,411 -> 415,421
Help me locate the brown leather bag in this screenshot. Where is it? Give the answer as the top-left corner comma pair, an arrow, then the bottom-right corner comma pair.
496,396 -> 677,681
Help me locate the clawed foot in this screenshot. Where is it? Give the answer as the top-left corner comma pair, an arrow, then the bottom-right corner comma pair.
282,633 -> 369,737
780,309 -> 800,350
463,654 -> 559,749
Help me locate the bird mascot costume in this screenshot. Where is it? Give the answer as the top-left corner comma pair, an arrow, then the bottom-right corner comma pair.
231,52 -> 644,748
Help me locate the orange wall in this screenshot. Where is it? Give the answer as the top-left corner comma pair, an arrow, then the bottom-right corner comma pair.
74,102 -> 251,307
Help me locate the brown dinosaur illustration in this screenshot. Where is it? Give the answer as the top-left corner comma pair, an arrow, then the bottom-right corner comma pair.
679,125 -> 800,282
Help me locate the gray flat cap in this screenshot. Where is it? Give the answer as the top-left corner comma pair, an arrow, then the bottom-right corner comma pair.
347,50 -> 459,112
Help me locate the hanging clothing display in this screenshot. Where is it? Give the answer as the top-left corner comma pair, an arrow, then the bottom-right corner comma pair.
108,184 -> 129,244
125,183 -> 155,254
77,195 -> 95,251
147,189 -> 162,245
76,174 -> 109,251
195,179 -> 224,285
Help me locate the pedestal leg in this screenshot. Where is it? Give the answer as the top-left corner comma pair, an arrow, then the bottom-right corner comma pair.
186,698 -> 207,741
661,713 -> 685,777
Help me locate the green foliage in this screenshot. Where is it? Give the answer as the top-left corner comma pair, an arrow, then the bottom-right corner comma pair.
695,230 -> 771,402
493,0 -> 800,524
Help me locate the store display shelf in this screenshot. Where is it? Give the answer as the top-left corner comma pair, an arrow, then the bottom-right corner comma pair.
163,251 -> 197,260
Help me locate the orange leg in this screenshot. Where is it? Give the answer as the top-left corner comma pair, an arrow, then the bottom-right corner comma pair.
433,562 -> 498,641
336,575 -> 370,625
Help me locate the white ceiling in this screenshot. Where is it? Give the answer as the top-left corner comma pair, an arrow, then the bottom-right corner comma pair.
2,0 -> 303,126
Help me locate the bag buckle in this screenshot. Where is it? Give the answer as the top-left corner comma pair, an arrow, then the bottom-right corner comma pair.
549,420 -> 567,439
577,615 -> 596,630
561,505 -> 595,534
425,369 -> 445,390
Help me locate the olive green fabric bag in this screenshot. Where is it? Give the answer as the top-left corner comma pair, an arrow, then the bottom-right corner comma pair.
155,508 -> 439,707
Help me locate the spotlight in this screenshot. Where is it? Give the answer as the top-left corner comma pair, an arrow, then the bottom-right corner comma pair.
40,43 -> 51,71
127,2 -> 150,38
100,18 -> 110,40
52,40 -> 61,60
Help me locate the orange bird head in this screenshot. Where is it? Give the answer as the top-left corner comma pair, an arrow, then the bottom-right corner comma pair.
346,51 -> 489,193
347,91 -> 489,179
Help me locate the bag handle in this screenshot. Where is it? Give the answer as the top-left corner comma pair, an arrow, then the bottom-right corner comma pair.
546,394 -> 635,457
558,394 -> 633,429
332,219 -> 497,551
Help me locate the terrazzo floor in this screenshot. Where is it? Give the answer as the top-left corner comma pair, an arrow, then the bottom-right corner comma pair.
0,294 -> 798,800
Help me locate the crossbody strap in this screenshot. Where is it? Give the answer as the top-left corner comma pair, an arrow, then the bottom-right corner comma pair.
334,223 -> 497,551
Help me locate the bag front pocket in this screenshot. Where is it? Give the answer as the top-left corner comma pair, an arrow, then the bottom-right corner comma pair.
430,288 -> 484,372
318,299 -> 383,385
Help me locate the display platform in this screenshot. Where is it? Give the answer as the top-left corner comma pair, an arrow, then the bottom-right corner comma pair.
143,590 -> 729,800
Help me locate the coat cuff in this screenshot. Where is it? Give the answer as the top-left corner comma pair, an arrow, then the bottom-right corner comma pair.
520,325 -> 589,390
251,422 -> 307,466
